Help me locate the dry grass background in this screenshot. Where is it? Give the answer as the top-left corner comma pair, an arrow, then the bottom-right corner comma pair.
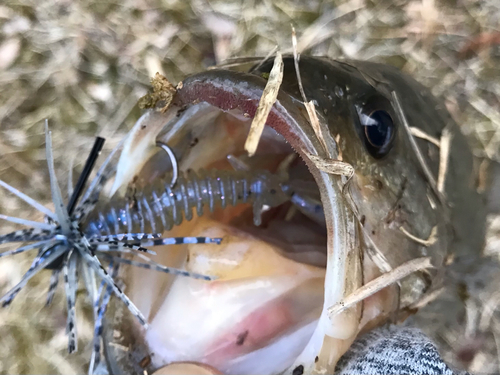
0,0 -> 499,374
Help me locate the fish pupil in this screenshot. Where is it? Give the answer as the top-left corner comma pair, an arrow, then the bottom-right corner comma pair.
364,110 -> 393,147
359,109 -> 395,158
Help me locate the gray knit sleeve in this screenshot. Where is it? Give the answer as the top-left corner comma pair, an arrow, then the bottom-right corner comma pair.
335,325 -> 468,375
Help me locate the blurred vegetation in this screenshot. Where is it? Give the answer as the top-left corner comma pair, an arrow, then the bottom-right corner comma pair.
0,0 -> 499,373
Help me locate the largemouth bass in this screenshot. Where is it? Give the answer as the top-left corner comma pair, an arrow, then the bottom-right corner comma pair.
0,54 -> 485,375
90,55 -> 486,375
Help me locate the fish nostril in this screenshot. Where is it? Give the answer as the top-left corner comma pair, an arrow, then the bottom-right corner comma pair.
363,178 -> 384,192
373,179 -> 384,190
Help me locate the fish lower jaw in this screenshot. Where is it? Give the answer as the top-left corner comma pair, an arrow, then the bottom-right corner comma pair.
146,315 -> 320,375
130,218 -> 394,375
139,218 -> 326,375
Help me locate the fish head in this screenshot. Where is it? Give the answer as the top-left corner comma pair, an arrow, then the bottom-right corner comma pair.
98,55 -> 486,375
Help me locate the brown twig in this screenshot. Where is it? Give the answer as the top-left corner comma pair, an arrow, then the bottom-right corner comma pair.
328,257 -> 434,317
244,51 -> 284,157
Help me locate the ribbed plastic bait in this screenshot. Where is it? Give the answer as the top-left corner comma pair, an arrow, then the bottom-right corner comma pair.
85,168 -> 292,237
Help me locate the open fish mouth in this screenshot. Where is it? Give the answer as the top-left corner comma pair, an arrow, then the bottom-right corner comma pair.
87,53 -> 483,375
96,64 -> 368,375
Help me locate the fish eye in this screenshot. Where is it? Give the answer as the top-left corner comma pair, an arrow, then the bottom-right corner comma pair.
356,103 -> 396,158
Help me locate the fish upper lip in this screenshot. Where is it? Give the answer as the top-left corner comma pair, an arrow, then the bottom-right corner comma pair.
174,69 -> 318,156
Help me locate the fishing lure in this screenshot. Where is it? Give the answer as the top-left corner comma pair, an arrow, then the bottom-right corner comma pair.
0,119 -> 303,374
86,167 -> 292,237
0,123 -> 224,373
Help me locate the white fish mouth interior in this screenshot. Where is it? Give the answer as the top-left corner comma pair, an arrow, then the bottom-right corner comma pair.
116,104 -> 328,375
